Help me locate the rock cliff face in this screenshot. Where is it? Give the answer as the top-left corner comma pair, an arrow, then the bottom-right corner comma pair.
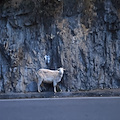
0,0 -> 120,93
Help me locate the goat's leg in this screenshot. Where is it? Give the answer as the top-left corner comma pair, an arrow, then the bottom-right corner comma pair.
53,81 -> 57,93
54,86 -> 57,93
38,79 -> 42,92
38,85 -> 41,92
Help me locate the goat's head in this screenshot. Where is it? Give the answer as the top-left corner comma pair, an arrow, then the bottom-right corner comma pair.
58,68 -> 65,74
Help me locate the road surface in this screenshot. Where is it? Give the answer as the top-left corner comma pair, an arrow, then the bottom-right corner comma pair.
0,97 -> 120,120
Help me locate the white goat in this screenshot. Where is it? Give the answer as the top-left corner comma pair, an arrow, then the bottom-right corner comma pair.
36,68 -> 65,93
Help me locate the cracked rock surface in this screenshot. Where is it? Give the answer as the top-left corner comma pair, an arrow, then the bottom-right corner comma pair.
0,0 -> 120,93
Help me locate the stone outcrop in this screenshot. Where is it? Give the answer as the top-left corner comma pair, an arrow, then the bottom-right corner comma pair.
0,0 -> 120,93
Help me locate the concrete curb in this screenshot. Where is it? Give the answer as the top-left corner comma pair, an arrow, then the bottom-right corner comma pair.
0,89 -> 120,99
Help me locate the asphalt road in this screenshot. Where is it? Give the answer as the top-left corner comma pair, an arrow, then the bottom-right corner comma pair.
0,97 -> 120,120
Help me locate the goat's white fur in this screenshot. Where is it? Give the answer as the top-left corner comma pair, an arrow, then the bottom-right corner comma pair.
36,68 -> 64,93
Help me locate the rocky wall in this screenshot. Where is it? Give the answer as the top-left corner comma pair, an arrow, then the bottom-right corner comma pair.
0,0 -> 120,93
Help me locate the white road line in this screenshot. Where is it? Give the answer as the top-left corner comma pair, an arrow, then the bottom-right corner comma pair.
0,97 -> 120,102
